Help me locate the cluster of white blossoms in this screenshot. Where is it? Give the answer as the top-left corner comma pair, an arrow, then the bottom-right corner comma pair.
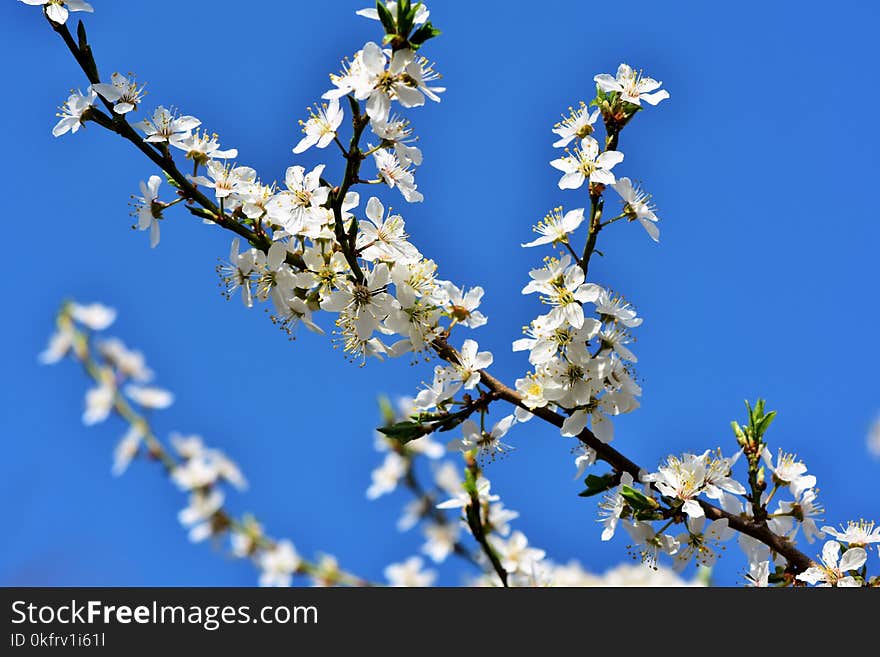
511,66 -> 669,457
367,398 -> 702,586
39,0 -> 475,366
115,15 -> 452,365
28,1 -> 880,587
795,521 -> 880,587
40,301 -> 388,587
40,301 -> 172,428
595,419 -> 880,585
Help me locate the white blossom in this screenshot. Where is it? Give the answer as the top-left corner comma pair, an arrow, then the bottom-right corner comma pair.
124,384 -> 174,410
70,302 -> 116,331
371,115 -> 422,166
373,148 -> 423,202
624,521 -> 679,569
259,541 -> 301,587
356,196 -> 420,263
672,517 -> 733,572
293,99 -> 343,154
552,102 -> 599,148
796,540 -> 866,587
594,63 -> 670,106
521,255 -> 601,330
643,452 -> 710,519
384,556 -> 436,587
173,130 -> 238,164
550,136 -> 623,190
447,416 -> 516,459
762,448 -> 816,499
98,338 -> 152,382
822,520 -> 880,548
92,73 -> 145,115
53,88 -> 97,137
20,0 -> 93,25
136,175 -> 163,248
191,161 -> 256,202
266,165 -> 330,233
436,476 -> 498,510
745,560 -> 771,587
522,207 -> 585,248
320,262 -> 395,342
356,1 -> 430,25
491,531 -> 546,575
83,375 -> 114,426
573,443 -> 597,479
453,339 -> 493,389
220,238 -> 263,307
366,452 -> 407,500
112,424 -> 144,476
597,473 -> 633,541
135,106 -> 200,144
178,489 -> 223,543
611,177 -> 660,242
421,522 -> 459,563
39,326 -> 75,364
440,282 -> 487,328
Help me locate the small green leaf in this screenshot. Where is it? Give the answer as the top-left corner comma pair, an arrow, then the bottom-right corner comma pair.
409,21 -> 441,47
620,485 -> 657,512
755,410 -> 777,438
377,420 -> 430,444
396,0 -> 409,31
754,398 -> 766,420
578,473 -> 617,498
397,6 -> 415,37
376,1 -> 397,34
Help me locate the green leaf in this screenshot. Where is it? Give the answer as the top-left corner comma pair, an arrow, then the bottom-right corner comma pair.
409,21 -> 441,47
620,485 -> 657,512
377,420 -> 430,444
578,473 -> 617,498
754,398 -> 766,420
397,3 -> 415,37
376,1 -> 397,34
396,0 -> 410,33
755,410 -> 776,438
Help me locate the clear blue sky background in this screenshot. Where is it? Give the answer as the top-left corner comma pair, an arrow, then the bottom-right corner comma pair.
1,0 -> 878,587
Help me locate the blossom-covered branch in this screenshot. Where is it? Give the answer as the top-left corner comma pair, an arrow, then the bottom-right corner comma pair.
25,0 -> 880,586
41,301 -> 371,587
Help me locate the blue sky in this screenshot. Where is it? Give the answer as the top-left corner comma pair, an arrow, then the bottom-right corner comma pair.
1,0 -> 878,587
